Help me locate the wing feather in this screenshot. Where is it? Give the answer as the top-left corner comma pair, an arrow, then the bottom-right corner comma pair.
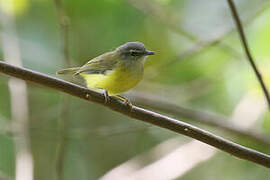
75,51 -> 118,75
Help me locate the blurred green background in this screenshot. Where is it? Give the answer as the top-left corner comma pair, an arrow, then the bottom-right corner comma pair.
0,0 -> 270,179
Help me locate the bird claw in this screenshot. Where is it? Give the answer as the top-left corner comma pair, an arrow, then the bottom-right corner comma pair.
97,90 -> 133,110
104,93 -> 110,104
124,98 -> 132,108
117,95 -> 133,110
98,89 -> 110,104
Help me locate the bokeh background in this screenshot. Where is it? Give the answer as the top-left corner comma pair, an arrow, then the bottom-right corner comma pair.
0,0 -> 270,179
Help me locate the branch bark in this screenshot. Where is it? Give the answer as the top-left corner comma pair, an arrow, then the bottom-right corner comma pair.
1,61 -> 270,168
227,0 -> 270,111
131,92 -> 270,146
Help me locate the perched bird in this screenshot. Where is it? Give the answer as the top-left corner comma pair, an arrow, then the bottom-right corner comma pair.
57,41 -> 155,106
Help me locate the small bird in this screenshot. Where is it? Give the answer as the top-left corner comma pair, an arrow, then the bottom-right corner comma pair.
57,41 -> 155,106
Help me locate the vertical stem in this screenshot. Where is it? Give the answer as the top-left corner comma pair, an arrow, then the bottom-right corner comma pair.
227,0 -> 270,110
54,0 -> 70,66
53,0 -> 71,179
0,5 -> 33,180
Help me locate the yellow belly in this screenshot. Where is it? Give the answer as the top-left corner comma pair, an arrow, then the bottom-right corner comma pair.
80,64 -> 143,95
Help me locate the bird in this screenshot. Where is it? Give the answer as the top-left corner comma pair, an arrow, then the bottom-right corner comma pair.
57,41 -> 155,106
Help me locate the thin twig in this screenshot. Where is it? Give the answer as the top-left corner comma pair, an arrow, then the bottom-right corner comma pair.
178,1 -> 270,59
152,1 -> 270,69
1,61 -> 270,168
227,0 -> 270,110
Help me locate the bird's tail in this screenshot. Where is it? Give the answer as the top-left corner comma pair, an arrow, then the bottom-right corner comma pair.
56,67 -> 80,75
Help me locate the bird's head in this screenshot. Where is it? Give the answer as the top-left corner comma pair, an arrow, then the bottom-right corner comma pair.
116,42 -> 155,61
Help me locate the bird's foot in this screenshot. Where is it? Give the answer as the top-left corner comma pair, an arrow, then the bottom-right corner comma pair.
116,95 -> 133,110
98,89 -> 110,104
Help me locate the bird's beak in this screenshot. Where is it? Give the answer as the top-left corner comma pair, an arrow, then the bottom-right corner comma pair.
144,50 -> 155,56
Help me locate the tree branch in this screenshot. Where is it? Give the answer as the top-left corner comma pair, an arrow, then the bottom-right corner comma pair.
227,0 -> 270,110
1,61 -> 270,168
131,92 -> 270,146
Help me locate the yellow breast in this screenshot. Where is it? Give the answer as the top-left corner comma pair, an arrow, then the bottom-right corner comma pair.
80,62 -> 144,95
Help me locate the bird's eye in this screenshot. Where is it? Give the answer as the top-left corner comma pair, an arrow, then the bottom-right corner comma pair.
130,51 -> 138,56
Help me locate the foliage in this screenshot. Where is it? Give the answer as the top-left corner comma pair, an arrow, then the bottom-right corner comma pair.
0,0 -> 270,179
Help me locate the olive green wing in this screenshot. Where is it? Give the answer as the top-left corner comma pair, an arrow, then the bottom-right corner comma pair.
75,52 -> 118,75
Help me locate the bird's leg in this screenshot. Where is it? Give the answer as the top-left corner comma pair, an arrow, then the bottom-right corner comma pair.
97,89 -> 110,104
116,95 -> 133,108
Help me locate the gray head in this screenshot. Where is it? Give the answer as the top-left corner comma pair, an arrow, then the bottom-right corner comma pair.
117,42 -> 155,60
